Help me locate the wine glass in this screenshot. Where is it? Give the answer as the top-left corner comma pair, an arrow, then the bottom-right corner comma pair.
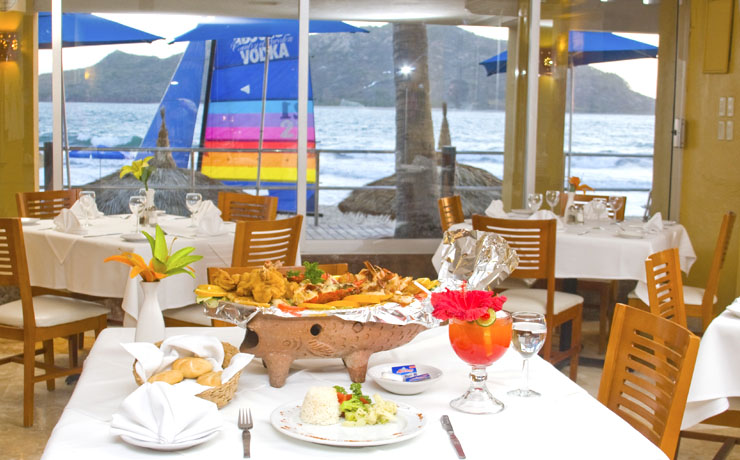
128,195 -> 145,234
185,193 -> 202,228
608,196 -> 625,224
545,190 -> 560,213
79,191 -> 96,227
527,193 -> 543,213
508,312 -> 547,398
448,310 -> 512,414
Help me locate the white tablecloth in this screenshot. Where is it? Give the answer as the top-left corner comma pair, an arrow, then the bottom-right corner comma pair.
432,218 -> 696,283
42,326 -> 667,459
22,215 -> 235,323
681,304 -> 740,429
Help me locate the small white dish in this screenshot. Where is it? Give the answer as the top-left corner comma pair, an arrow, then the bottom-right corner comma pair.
20,217 -> 40,225
120,232 -> 148,242
368,363 -> 442,395
120,430 -> 219,451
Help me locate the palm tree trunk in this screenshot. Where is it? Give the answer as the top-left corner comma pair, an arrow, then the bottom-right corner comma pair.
392,23 -> 440,238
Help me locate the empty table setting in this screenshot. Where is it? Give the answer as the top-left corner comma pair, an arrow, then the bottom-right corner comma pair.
40,326 -> 668,459
20,212 -> 236,325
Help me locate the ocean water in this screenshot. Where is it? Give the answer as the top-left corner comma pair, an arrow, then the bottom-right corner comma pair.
38,102 -> 653,217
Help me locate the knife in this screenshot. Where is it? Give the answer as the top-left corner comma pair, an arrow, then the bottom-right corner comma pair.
440,415 -> 466,459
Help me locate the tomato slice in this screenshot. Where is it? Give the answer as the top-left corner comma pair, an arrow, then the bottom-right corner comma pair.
337,393 -> 352,403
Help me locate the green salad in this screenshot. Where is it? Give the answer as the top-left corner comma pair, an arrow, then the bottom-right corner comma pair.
334,383 -> 398,426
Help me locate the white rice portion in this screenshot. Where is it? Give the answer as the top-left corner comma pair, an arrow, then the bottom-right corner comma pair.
300,386 -> 340,425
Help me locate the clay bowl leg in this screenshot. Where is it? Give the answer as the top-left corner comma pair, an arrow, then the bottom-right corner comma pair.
262,353 -> 294,388
342,349 -> 373,383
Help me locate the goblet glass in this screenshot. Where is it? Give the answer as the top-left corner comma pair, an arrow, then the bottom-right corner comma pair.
527,193 -> 543,212
79,191 -> 96,227
545,190 -> 560,213
448,310 -> 512,414
591,198 -> 607,229
508,312 -> 547,397
185,193 -> 202,228
608,196 -> 625,224
128,195 -> 145,234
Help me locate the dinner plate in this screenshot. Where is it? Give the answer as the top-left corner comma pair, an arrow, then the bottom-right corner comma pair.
271,400 -> 426,447
120,232 -> 148,242
120,430 -> 219,451
510,208 -> 534,216
616,230 -> 644,239
20,217 -> 39,225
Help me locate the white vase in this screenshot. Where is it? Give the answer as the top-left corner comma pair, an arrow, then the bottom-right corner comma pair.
144,188 -> 157,226
135,281 -> 165,343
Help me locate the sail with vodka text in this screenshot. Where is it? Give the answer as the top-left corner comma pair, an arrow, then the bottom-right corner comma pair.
201,34 -> 317,212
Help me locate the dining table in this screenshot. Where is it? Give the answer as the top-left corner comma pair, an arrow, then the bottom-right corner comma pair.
432,216 -> 696,285
681,299 -> 740,430
21,213 -> 236,325
41,325 -> 668,459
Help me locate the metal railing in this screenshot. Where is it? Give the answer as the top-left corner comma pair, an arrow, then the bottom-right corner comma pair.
42,143 -> 653,226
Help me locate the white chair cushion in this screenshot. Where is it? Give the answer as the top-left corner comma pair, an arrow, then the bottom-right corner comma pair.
502,289 -> 584,315
0,295 -> 108,328
163,304 -> 211,326
627,285 -> 715,306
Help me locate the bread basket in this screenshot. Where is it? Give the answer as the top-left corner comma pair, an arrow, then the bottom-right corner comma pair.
133,341 -> 241,409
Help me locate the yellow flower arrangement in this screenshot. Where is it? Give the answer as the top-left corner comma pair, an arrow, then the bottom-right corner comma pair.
120,157 -> 155,190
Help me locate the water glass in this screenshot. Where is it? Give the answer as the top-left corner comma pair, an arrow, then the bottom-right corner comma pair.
527,193 -> 543,212
508,312 -> 547,397
185,193 -> 203,227
545,190 -> 560,213
591,198 -> 607,227
128,195 -> 145,233
608,196 -> 625,224
79,191 -> 96,227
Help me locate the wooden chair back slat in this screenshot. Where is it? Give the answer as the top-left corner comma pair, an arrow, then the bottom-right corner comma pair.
645,248 -> 686,327
695,211 -> 736,331
598,303 -> 699,459
218,192 -> 278,222
16,190 -> 80,219
232,215 -> 303,268
560,193 -> 626,220
0,219 -> 36,329
438,195 -> 464,232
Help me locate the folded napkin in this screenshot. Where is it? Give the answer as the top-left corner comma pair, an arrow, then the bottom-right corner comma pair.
529,209 -> 565,230
582,201 -> 609,221
110,382 -> 222,445
72,199 -> 104,219
122,335 -> 253,395
195,200 -> 227,236
53,208 -> 85,234
644,212 -> 664,232
485,199 -> 507,218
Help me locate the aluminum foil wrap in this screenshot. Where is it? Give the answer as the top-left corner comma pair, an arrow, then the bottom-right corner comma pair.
437,227 -> 519,290
203,294 -> 440,329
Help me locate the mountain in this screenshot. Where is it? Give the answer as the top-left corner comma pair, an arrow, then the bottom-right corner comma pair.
39,25 -> 654,114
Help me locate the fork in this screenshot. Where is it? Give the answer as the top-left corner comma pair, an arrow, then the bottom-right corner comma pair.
238,407 -> 253,458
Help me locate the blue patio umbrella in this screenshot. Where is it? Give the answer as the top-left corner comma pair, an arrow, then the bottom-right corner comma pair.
480,30 -> 658,75
171,17 -> 367,43
38,12 -> 163,49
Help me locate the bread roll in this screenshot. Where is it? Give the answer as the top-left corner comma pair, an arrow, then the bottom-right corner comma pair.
148,369 -> 184,385
196,371 -> 222,387
172,357 -> 213,378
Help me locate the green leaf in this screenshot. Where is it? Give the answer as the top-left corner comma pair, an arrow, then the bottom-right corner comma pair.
153,225 -> 168,262
167,246 -> 196,267
142,230 -> 155,249
166,254 -> 202,271
165,267 -> 195,278
152,258 -> 167,274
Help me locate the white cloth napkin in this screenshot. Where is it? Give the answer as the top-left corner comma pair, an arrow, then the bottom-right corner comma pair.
582,201 -> 609,221
122,335 -> 254,395
110,382 -> 222,445
644,212 -> 664,232
485,199 -> 507,218
72,199 -> 104,218
53,208 -> 84,234
195,200 -> 226,236
725,297 -> 740,317
529,209 -> 565,230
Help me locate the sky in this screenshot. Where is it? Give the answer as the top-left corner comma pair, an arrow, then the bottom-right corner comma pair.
38,13 -> 659,99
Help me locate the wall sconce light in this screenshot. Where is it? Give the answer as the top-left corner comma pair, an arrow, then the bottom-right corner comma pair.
0,32 -> 19,62
540,49 -> 554,76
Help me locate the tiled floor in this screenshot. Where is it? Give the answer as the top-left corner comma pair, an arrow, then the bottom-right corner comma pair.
0,319 -> 737,459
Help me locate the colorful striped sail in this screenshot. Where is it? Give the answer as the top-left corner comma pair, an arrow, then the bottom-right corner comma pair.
201,34 -> 316,211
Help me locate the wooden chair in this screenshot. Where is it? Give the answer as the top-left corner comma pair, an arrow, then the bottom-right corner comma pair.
560,193 -> 627,220
0,218 -> 108,426
16,189 -> 80,219
232,215 -> 303,267
164,215 -> 304,327
218,191 -> 278,222
628,248 -> 687,329
598,303 -> 700,459
472,215 -> 583,380
438,195 -> 464,232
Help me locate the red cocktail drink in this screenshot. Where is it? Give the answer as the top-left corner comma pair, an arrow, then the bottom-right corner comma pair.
449,312 -> 513,366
